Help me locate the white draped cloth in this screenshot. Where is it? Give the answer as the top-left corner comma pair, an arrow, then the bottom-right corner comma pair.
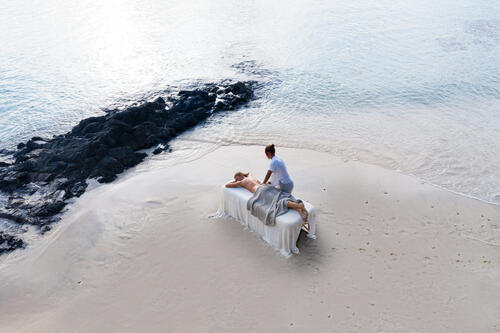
217,185 -> 316,257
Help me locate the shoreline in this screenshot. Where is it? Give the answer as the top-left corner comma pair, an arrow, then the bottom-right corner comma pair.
0,81 -> 256,252
0,144 -> 498,332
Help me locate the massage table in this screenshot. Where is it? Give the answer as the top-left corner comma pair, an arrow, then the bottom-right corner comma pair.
218,186 -> 316,257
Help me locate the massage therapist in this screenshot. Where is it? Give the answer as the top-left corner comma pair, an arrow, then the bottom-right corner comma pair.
262,144 -> 294,194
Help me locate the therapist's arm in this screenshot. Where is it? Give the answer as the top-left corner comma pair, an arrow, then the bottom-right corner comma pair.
263,170 -> 272,184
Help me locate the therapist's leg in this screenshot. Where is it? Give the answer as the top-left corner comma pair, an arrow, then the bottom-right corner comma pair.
279,180 -> 294,194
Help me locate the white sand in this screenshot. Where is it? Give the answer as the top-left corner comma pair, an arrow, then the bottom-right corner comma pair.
0,145 -> 499,332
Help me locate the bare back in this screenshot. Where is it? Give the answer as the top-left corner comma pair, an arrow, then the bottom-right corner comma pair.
225,172 -> 262,192
239,177 -> 261,193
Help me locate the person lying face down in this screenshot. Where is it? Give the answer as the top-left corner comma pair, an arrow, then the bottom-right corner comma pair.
225,171 -> 309,226
225,171 -> 262,193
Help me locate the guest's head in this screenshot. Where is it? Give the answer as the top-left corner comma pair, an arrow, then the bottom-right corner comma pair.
234,171 -> 249,181
265,144 -> 275,159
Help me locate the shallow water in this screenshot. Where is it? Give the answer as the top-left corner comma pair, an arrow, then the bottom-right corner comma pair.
1,0 -> 499,203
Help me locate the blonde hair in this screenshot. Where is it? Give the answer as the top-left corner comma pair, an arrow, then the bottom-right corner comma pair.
234,171 -> 249,179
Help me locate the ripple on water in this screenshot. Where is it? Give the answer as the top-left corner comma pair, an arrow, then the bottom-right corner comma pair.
1,0 -> 500,207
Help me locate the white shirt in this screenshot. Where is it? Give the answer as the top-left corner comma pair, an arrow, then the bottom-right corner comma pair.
269,155 -> 292,186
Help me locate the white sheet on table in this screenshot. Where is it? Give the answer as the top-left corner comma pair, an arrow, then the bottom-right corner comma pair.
217,186 -> 316,257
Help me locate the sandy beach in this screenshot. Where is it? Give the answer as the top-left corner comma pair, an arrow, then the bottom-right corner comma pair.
1,1 -> 499,332
0,144 -> 499,332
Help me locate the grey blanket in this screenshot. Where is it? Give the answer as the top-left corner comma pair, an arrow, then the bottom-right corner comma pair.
246,185 -> 302,226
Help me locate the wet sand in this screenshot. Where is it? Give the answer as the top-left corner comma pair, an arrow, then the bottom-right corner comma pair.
0,145 -> 499,332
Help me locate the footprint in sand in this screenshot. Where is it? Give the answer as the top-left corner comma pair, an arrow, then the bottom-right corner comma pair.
144,200 -> 164,207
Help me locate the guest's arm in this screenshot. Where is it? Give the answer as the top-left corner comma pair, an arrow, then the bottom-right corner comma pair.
225,180 -> 242,188
263,170 -> 272,184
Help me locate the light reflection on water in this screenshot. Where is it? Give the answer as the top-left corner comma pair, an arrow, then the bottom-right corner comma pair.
0,0 -> 499,204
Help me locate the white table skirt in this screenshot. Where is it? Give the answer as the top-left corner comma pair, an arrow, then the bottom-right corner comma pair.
217,186 -> 316,257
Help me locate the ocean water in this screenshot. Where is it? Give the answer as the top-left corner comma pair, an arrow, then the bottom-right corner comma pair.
1,0 -> 499,204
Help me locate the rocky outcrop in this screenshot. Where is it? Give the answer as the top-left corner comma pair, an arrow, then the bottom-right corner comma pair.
0,232 -> 25,254
0,81 -> 256,252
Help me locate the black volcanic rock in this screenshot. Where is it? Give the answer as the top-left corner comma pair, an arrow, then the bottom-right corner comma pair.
0,232 -> 25,254
0,80 -> 256,252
